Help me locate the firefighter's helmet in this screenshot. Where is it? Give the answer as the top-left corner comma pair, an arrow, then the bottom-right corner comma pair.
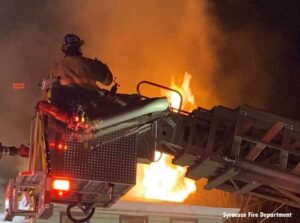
61,34 -> 84,55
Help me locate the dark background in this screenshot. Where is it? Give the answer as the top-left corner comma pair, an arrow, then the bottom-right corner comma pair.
209,0 -> 300,118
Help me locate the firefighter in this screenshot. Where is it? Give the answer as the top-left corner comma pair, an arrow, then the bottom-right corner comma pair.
42,34 -> 140,133
49,34 -> 113,89
48,34 -> 116,118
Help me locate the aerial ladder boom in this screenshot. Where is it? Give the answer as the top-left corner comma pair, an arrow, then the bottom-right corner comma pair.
154,104 -> 300,208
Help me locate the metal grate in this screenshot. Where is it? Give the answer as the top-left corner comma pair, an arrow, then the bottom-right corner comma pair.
45,117 -> 137,185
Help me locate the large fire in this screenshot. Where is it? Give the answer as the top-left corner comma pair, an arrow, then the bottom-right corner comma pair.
123,73 -> 197,202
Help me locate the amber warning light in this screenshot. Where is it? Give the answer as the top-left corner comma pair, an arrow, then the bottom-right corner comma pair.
12,82 -> 25,90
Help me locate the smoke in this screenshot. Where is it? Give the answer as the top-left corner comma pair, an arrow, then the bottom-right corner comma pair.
0,0 -> 220,207
61,0 -> 220,107
0,0 -> 75,205
68,0 -> 300,117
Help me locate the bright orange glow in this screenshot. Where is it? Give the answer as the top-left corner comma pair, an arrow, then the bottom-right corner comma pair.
58,191 -> 64,197
166,72 -> 196,111
52,179 -> 70,191
123,72 -> 197,203
142,152 -> 196,202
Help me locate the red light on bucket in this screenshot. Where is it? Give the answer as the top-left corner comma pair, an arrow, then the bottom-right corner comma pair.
57,143 -> 63,150
55,142 -> 67,150
52,179 -> 70,191
74,116 -> 80,122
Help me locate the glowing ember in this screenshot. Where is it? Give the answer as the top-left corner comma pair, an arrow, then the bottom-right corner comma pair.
142,152 -> 196,202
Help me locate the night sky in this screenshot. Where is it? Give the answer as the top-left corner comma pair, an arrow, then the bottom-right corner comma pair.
0,0 -> 300,221
210,0 -> 300,118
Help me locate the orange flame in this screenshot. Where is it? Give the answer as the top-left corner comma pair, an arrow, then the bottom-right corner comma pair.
167,72 -> 196,111
142,152 -> 196,202
123,72 -> 197,202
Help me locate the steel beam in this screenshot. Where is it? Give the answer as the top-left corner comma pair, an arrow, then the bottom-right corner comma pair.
250,192 -> 300,209
246,121 -> 284,161
236,182 -> 262,195
204,168 -> 239,190
271,186 -> 300,204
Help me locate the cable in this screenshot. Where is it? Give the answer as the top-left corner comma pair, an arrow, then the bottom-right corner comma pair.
66,203 -> 95,223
